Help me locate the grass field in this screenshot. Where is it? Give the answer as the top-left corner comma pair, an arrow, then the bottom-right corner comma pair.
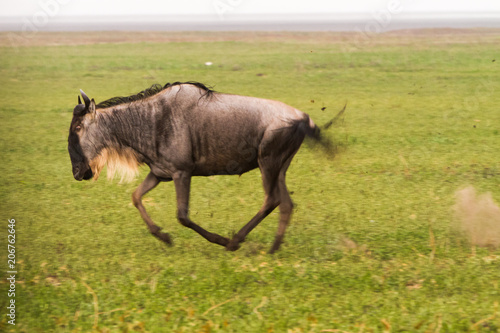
1,29 -> 500,332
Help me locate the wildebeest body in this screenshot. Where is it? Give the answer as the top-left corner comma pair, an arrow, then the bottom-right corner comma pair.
68,82 -> 328,253
119,86 -> 306,177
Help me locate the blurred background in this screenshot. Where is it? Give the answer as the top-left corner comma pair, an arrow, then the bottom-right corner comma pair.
1,0 -> 500,31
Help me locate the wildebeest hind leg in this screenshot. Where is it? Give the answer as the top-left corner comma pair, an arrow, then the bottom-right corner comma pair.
269,156 -> 295,254
132,172 -> 172,244
226,164 -> 280,251
174,172 -> 230,247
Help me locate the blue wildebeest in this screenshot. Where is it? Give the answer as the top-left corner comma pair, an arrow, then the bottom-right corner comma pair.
68,82 -> 341,253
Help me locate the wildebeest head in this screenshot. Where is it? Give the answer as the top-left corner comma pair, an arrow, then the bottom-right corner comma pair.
68,90 -> 97,181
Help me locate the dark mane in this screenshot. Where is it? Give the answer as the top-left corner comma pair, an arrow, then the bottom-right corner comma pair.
96,81 -> 215,109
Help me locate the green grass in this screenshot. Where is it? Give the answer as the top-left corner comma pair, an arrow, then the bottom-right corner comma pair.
0,31 -> 500,332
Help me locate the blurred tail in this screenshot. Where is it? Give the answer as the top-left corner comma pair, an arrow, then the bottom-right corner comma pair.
322,102 -> 347,130
304,103 -> 347,156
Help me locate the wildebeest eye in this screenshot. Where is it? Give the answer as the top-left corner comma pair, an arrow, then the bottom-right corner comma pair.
76,125 -> 82,131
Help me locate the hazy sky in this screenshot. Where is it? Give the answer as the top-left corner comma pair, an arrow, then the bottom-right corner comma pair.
2,0 -> 500,17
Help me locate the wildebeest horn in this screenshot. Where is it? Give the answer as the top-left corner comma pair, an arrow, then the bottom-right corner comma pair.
78,95 -> 82,105
80,89 -> 91,108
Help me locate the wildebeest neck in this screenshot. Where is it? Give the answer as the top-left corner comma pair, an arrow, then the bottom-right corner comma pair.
89,100 -> 162,180
100,100 -> 160,153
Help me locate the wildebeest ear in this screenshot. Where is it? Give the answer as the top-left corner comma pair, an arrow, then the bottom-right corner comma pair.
78,95 -> 82,105
80,89 -> 91,109
89,98 -> 96,115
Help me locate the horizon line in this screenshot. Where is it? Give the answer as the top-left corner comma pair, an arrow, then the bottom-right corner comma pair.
1,11 -> 500,18
1,12 -> 499,32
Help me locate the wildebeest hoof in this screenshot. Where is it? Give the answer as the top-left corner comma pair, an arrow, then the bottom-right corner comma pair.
153,231 -> 173,245
225,239 -> 241,251
268,246 -> 278,254
268,241 -> 282,254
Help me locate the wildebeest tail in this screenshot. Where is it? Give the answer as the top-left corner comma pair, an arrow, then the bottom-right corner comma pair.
302,103 -> 347,156
303,115 -> 321,140
300,115 -> 335,156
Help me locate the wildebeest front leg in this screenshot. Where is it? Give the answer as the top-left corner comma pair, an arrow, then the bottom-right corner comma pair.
173,172 -> 230,247
132,172 -> 172,244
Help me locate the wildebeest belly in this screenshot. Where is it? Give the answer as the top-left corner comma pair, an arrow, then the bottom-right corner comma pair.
191,136 -> 260,176
192,157 -> 259,176
190,120 -> 262,176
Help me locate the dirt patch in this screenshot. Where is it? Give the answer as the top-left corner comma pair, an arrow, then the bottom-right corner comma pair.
453,186 -> 500,248
1,28 -> 500,47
